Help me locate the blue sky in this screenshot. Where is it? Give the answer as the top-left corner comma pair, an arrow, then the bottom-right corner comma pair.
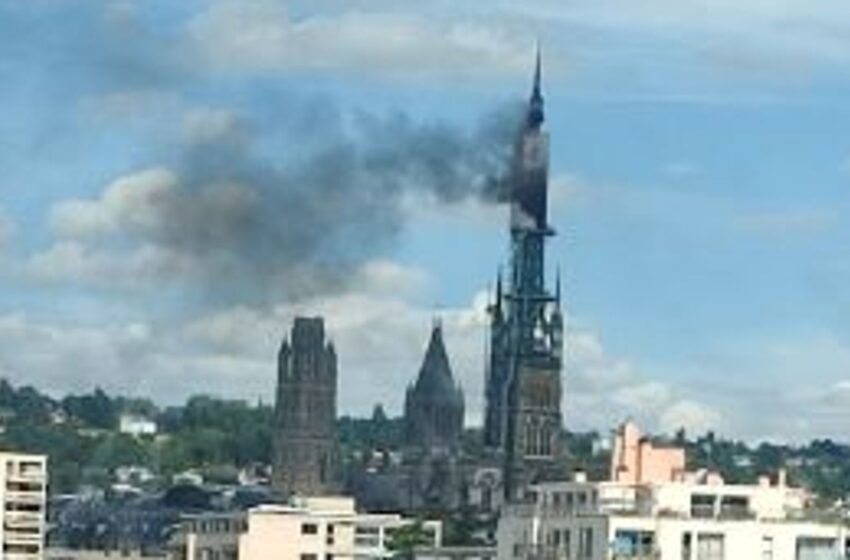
2,0 -> 850,442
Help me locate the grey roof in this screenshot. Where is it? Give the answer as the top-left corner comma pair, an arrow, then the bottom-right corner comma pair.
411,325 -> 463,405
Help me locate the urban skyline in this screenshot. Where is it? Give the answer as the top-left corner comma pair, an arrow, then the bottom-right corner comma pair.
2,1 -> 850,444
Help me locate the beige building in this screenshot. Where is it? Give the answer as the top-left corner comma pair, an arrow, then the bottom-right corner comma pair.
171,497 -> 441,560
1,451 -> 48,560
497,423 -> 850,560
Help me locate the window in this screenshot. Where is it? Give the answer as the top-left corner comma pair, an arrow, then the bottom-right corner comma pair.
301,555 -> 318,560
549,529 -> 561,548
682,532 -> 692,560
579,528 -> 593,558
761,536 -> 773,560
719,495 -> 750,519
614,530 -> 655,556
302,523 -> 319,535
796,537 -> 836,560
578,492 -> 587,508
696,533 -> 724,560
691,494 -> 716,519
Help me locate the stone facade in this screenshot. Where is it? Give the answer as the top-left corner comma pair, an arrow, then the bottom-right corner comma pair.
272,317 -> 338,497
483,51 -> 564,498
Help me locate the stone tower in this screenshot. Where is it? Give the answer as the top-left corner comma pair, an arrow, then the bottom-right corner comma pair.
272,317 -> 338,497
404,322 -> 465,453
483,49 -> 564,499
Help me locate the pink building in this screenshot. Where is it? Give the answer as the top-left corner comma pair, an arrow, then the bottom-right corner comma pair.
610,421 -> 686,484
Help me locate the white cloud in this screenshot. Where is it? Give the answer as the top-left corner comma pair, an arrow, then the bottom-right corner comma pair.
508,0 -> 850,68
565,327 -> 723,436
2,243 -> 722,437
49,168 -> 177,240
23,241 -> 195,290
186,1 -> 532,81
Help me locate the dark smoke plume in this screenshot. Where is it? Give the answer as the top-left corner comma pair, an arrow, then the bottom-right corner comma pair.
136,99 -> 524,304
32,5 -> 526,304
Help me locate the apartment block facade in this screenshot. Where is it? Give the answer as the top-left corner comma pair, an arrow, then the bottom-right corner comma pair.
1,452 -> 48,560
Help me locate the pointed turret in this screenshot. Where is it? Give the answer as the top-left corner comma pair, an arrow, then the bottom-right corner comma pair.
404,322 -> 465,452
414,323 -> 462,404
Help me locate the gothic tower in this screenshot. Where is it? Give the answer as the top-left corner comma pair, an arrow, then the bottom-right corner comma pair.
272,317 -> 339,497
404,322 -> 465,454
483,49 -> 564,499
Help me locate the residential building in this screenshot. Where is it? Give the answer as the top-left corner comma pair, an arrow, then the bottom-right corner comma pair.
48,549 -> 166,560
1,451 -> 47,560
170,497 -> 441,560
170,512 -> 246,560
610,421 -> 685,485
497,423 -> 849,560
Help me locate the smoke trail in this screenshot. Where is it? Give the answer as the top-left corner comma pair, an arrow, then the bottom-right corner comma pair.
106,99 -> 525,304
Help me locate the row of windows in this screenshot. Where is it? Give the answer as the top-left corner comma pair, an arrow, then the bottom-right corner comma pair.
516,528 -> 594,559
196,547 -> 237,560
190,518 -> 246,534
302,522 -> 339,535
6,481 -> 44,493
300,554 -> 334,560
544,490 -> 599,510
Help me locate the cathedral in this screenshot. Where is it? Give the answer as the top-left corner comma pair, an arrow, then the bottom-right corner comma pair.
272,317 -> 339,497
483,50 -> 565,499
403,322 -> 465,454
272,52 -> 561,514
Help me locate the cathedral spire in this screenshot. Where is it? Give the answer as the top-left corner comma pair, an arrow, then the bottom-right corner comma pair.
528,43 -> 545,128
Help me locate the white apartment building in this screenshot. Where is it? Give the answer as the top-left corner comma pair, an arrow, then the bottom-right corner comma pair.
1,451 -> 48,560
170,496 -> 441,560
497,423 -> 850,560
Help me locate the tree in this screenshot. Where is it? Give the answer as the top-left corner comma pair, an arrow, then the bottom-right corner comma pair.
386,521 -> 433,559
62,388 -> 118,429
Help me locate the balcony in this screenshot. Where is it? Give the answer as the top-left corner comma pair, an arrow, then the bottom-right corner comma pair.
4,512 -> 42,527
4,531 -> 42,545
3,554 -> 40,560
6,473 -> 45,485
4,492 -> 44,506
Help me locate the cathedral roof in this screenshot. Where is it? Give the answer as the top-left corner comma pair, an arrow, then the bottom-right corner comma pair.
411,324 -> 463,406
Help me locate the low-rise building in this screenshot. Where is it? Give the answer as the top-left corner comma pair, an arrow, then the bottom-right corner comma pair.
170,496 -> 441,560
497,423 -> 850,560
1,451 -> 48,560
